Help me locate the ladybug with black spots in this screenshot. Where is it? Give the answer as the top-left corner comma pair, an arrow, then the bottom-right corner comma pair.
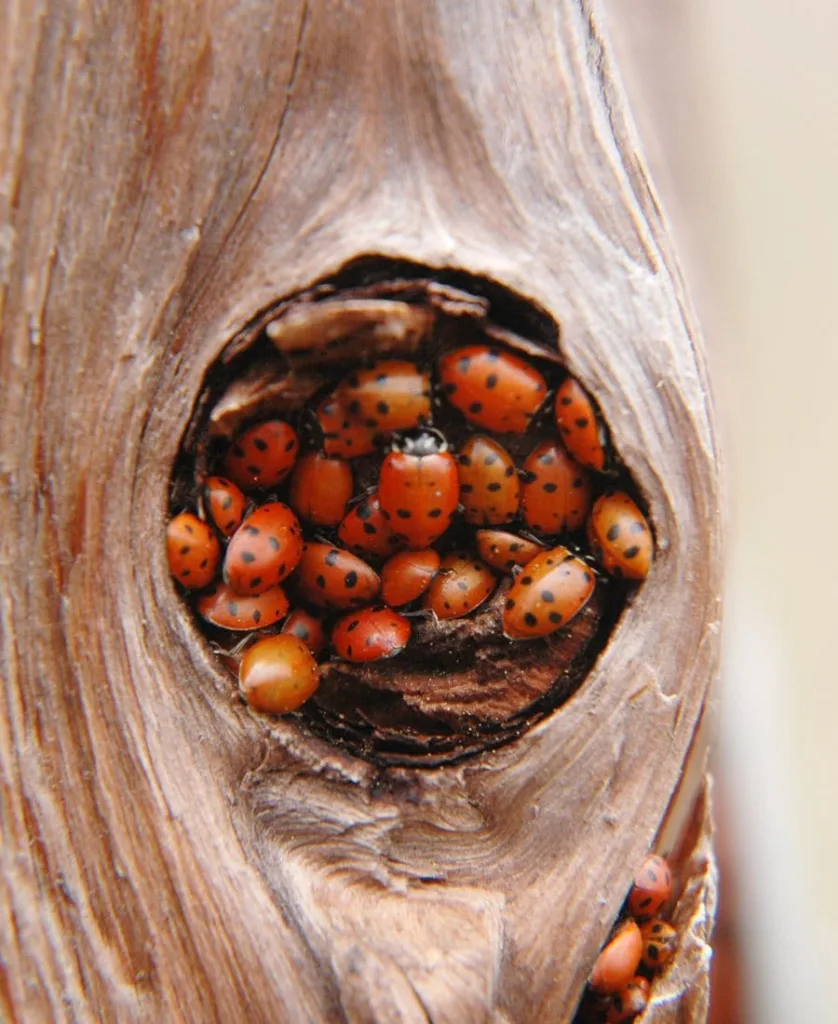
588,492 -> 653,580
166,512 -> 221,589
331,607 -> 412,662
292,542 -> 381,610
456,435 -> 520,525
337,360 -> 431,433
222,419 -> 299,491
502,545 -> 595,639
224,502 -> 303,596
554,375 -> 608,472
438,345 -> 547,433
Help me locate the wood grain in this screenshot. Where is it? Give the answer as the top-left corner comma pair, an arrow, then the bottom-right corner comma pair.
0,1 -> 721,1021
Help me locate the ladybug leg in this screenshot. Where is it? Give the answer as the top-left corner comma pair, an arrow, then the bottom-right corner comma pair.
400,607 -> 434,620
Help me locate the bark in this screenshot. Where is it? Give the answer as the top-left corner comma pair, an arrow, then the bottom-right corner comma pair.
0,1 -> 721,1021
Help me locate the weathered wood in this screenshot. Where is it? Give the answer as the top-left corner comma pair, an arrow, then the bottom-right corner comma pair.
0,1 -> 721,1021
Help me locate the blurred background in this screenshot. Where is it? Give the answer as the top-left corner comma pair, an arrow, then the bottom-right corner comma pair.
607,0 -> 838,1019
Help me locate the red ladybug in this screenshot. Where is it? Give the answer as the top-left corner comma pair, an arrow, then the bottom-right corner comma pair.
331,608 -> 412,662
378,430 -> 459,549
222,420 -> 299,491
196,581 -> 289,631
288,450 -> 353,527
423,551 -> 497,620
223,502 -> 303,596
380,548 -> 441,607
475,529 -> 544,573
606,976 -> 649,1023
554,376 -> 607,471
337,493 -> 402,560
639,919 -> 677,971
316,394 -> 379,459
438,345 -> 547,433
457,435 -> 520,525
588,492 -> 653,580
590,920 -> 643,996
502,545 -> 594,640
203,476 -> 248,538
238,635 -> 319,713
292,542 -> 381,610
628,854 -> 672,920
337,360 -> 431,432
280,607 -> 327,657
520,440 -> 592,534
166,512 -> 221,589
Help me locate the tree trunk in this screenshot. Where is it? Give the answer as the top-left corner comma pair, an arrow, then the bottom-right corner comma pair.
0,1 -> 721,1021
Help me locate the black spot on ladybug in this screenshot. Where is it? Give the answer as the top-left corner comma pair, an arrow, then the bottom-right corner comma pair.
542,482 -> 557,493
572,478 -> 584,489
624,546 -> 640,559
249,577 -> 262,589
200,558 -> 208,568
348,400 -> 360,415
504,465 -> 514,477
316,575 -> 326,588
241,551 -> 256,563
549,611 -> 563,624
505,598 -> 515,610
362,522 -> 377,535
180,569 -> 191,578
376,401 -> 389,415
346,645 -> 353,657
253,609 -> 262,623
325,550 -> 339,566
268,536 -> 280,551
428,508 -> 442,518
487,482 -> 501,492
575,417 -> 589,428
396,509 -> 411,519
460,484 -> 474,494
347,619 -> 360,632
279,563 -> 286,576
583,572 -> 593,583
521,576 -> 533,586
560,395 -> 572,406
459,453 -> 472,466
647,944 -> 660,962
180,545 -> 191,555
285,439 -> 296,451
345,571 -> 358,588
364,419 -> 378,428
524,612 -> 537,627
469,402 -> 483,414
606,524 -> 620,542
253,437 -> 268,451
444,382 -> 457,395
485,374 -> 498,389
246,464 -> 262,476
541,590 -> 555,602
228,602 -> 238,615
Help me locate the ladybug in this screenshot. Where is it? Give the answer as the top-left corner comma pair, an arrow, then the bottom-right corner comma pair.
590,920 -> 643,996
639,919 -> 677,971
203,476 -> 248,538
475,529 -> 544,573
337,360 -> 431,433
222,420 -> 299,491
331,608 -> 412,662
628,853 -> 672,920
457,435 -> 520,525
502,545 -> 594,640
588,492 -> 653,580
288,450 -> 354,527
337,492 -> 401,560
554,375 -> 607,471
166,512 -> 221,589
423,551 -> 497,620
606,977 -> 649,1023
223,502 -> 303,596
315,394 -> 379,459
238,634 -> 319,714
280,607 -> 327,657
378,430 -> 459,549
438,345 -> 547,433
380,548 -> 441,607
292,542 -> 381,610
520,440 -> 592,534
196,581 -> 289,631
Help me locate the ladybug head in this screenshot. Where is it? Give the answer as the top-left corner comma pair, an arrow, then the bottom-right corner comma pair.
391,427 -> 449,457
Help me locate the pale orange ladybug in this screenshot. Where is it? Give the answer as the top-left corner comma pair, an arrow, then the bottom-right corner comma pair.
520,440 -> 593,534
587,492 -> 653,580
502,545 -> 594,640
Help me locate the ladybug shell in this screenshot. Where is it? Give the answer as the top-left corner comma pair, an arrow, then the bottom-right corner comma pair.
239,634 -> 319,714
381,548 -> 441,607
587,492 -> 653,580
166,512 -> 222,590
475,529 -> 544,574
280,607 -> 327,657
606,977 -> 649,1024
204,476 -> 248,538
502,545 -> 594,640
222,420 -> 299,491
639,919 -> 678,971
292,542 -> 381,610
338,492 -> 401,560
423,551 -> 497,621
438,345 -> 547,433
331,608 -> 412,662
316,394 -> 379,459
520,440 -> 593,534
337,360 -> 431,433
288,450 -> 353,527
590,920 -> 643,995
196,581 -> 289,631
223,502 -> 303,596
554,376 -> 607,471
457,435 -> 520,525
378,448 -> 459,550
628,853 -> 672,920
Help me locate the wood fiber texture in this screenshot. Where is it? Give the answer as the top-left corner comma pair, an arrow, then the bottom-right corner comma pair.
0,1 -> 721,1021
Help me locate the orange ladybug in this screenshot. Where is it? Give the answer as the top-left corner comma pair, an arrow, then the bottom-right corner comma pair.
288,450 -> 353,527
502,545 -> 594,640
457,435 -> 520,525
475,529 -> 544,574
222,419 -> 299,491
196,581 -> 289,631
337,360 -> 431,433
203,476 -> 248,538
423,551 -> 497,620
316,394 -> 379,459
520,440 -> 593,534
292,542 -> 381,610
606,976 -> 649,1023
590,920 -> 643,996
639,919 -> 677,971
280,607 -> 328,657
378,431 -> 459,549
331,608 -> 412,662
439,345 -> 547,433
587,492 -> 653,580
238,635 -> 319,713
381,548 -> 441,607
337,493 -> 401,560
223,502 -> 303,596
166,512 -> 221,590
554,376 -> 607,471
629,854 -> 672,920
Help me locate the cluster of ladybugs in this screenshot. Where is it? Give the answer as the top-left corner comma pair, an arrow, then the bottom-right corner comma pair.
581,854 -> 678,1023
167,344 -> 653,715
